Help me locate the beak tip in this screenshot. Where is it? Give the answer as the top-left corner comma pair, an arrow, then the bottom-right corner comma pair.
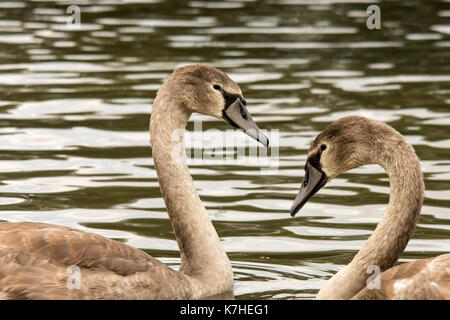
223,98 -> 269,148
257,135 -> 269,148
289,204 -> 299,217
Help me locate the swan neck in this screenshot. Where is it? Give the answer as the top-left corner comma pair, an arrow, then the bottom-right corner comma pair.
317,136 -> 424,299
149,94 -> 232,297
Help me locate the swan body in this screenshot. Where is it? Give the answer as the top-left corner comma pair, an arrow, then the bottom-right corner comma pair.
0,64 -> 267,299
353,254 -> 450,299
0,222 -> 191,299
290,116 -> 450,300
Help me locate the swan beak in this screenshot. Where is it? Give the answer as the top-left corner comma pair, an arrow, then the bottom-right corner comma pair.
222,98 -> 269,147
290,162 -> 327,217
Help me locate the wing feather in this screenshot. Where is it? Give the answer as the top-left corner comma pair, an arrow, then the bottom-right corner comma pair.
0,222 -> 193,299
353,253 -> 450,299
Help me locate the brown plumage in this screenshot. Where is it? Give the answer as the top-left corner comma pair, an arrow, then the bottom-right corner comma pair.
0,223 -> 192,299
291,116 -> 450,299
0,64 -> 263,299
353,254 -> 450,299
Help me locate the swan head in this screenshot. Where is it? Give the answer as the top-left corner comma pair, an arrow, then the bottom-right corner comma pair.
290,116 -> 378,217
163,64 -> 269,147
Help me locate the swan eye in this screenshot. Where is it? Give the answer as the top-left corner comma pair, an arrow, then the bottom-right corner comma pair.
320,144 -> 327,151
213,84 -> 221,90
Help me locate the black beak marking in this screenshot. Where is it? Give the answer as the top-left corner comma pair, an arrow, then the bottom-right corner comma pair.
289,162 -> 327,217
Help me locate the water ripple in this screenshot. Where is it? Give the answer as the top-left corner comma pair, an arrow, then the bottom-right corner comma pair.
0,0 -> 448,300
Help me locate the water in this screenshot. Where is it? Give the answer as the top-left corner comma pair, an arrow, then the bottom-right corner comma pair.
0,0 -> 449,299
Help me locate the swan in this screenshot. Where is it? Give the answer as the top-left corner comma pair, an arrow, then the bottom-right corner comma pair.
0,64 -> 268,299
289,115 -> 450,299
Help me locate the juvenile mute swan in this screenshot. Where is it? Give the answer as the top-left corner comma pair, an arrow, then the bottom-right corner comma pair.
0,64 -> 268,299
290,116 -> 449,300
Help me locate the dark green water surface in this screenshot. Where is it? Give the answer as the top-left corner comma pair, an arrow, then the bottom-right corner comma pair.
0,0 -> 449,299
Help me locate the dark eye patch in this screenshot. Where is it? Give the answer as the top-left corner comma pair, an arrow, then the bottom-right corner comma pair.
222,89 -> 244,110
307,151 -> 322,170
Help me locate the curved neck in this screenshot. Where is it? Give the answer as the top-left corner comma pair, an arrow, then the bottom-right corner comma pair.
149,94 -> 232,297
317,137 -> 424,299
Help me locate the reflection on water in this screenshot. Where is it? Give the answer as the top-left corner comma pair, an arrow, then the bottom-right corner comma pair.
0,0 -> 449,299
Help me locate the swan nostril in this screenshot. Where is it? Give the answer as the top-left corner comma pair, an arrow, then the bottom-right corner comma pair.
239,104 -> 249,120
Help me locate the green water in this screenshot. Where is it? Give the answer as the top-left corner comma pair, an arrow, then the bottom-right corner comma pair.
0,0 -> 449,299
